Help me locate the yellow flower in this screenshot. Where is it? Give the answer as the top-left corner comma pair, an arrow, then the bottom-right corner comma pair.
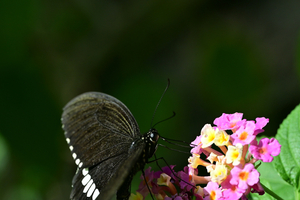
188,153 -> 211,168
207,152 -> 218,163
214,130 -> 229,146
201,124 -> 217,148
210,162 -> 228,184
194,186 -> 204,197
226,143 -> 243,166
157,173 -> 176,195
157,173 -> 171,186
129,192 -> 143,200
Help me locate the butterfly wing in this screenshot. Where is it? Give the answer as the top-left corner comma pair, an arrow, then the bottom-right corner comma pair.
62,92 -> 143,200
70,142 -> 145,200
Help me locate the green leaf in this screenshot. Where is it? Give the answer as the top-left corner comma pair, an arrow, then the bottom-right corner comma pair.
249,161 -> 294,200
273,104 -> 300,197
273,104 -> 300,186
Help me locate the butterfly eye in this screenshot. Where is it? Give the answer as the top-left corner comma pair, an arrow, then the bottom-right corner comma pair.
149,128 -> 160,141
145,129 -> 160,159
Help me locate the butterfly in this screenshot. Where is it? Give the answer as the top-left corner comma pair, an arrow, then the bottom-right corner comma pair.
61,92 -> 160,200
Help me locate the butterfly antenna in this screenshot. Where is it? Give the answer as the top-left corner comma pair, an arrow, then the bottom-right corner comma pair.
158,144 -> 191,154
152,111 -> 176,128
150,78 -> 170,128
160,136 -> 191,148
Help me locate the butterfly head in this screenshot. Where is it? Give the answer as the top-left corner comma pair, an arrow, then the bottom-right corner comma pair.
144,128 -> 160,160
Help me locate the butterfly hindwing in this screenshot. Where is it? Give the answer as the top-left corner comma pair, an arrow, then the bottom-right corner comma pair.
102,138 -> 146,200
70,140 -> 145,200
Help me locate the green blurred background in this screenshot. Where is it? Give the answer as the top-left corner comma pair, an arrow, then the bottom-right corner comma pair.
1,0 -> 300,199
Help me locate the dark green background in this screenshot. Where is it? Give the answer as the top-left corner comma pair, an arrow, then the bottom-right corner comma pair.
0,0 -> 300,199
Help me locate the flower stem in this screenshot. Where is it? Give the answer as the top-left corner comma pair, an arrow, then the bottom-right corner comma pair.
260,183 -> 284,200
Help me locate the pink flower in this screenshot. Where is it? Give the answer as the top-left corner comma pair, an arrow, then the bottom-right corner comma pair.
191,135 -> 203,154
165,196 -> 183,200
137,167 -> 155,197
249,181 -> 265,195
203,182 -> 222,200
230,163 -> 260,190
249,138 -> 281,162
254,117 -> 269,135
213,113 -> 245,131
195,193 -> 204,200
222,185 -> 244,200
178,170 -> 194,191
231,121 -> 256,145
154,165 -> 177,181
221,175 -> 245,200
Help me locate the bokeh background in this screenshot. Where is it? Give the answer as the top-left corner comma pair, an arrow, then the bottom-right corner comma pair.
1,0 -> 300,199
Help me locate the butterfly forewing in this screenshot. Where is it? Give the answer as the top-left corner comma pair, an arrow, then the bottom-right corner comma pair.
62,92 -> 144,200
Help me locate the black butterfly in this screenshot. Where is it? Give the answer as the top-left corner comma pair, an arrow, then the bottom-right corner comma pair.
62,92 -> 160,200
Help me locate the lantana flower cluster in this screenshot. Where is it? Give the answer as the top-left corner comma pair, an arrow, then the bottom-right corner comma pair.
130,113 -> 281,200
130,165 -> 196,200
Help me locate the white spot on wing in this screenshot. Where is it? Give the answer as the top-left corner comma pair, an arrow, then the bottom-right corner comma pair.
83,179 -> 93,193
82,168 -> 89,176
72,153 -> 77,159
75,159 -> 80,165
66,138 -> 70,144
69,146 -> 73,151
92,189 -> 100,200
130,141 -> 135,149
82,174 -> 91,186
87,183 -> 96,197
79,162 -> 83,168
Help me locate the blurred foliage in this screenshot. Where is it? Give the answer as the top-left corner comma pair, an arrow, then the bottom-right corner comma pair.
0,134 -> 9,176
0,0 -> 300,199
